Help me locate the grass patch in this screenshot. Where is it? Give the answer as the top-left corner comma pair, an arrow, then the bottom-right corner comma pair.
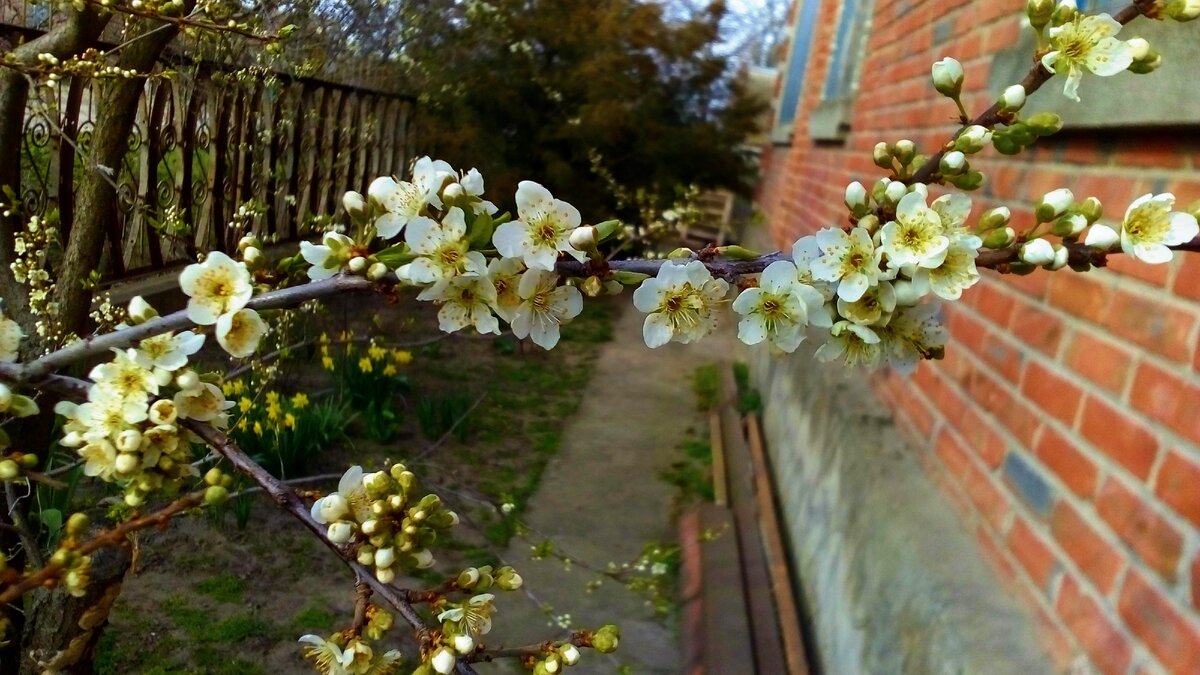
693,363 -> 720,411
660,436 -> 714,504
289,605 -> 338,635
192,573 -> 244,603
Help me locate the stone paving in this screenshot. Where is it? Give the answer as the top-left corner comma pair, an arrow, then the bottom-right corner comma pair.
482,301 -> 735,674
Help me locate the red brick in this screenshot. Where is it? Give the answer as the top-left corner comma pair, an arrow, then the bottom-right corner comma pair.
967,279 -> 1016,329
1155,450 -> 1200,527
1007,517 -> 1059,593
1046,267 -> 1112,325
1096,479 -> 1184,583
1193,557 -> 1200,610
980,331 -> 1023,383
935,428 -> 971,481
1063,330 -> 1133,395
1033,425 -> 1099,498
1055,575 -> 1133,675
1051,501 -> 1124,593
1118,571 -> 1200,674
1007,303 -> 1064,356
964,460 -> 1010,532
1102,290 -> 1197,364
1175,254 -> 1200,302
1078,396 -> 1159,480
1020,360 -> 1083,426
1103,253 -> 1171,287
1130,362 -> 1200,445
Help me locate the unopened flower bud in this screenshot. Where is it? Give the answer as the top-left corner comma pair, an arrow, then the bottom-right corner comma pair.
204,467 -> 223,486
367,262 -> 389,281
1027,0 -> 1055,30
363,471 -> 391,495
342,190 -> 366,216
893,139 -> 916,165
316,494 -> 350,523
412,548 -> 434,568
237,234 -> 261,253
954,125 -> 992,154
66,512 -> 89,537
1051,0 -> 1077,24
591,624 -> 620,654
176,370 -> 200,391
361,519 -> 380,536
1052,213 -> 1088,237
431,647 -> 456,674
568,226 -> 597,251
999,84 -> 1026,112
243,246 -> 263,267
1019,238 -> 1056,266
1128,46 -> 1162,74
442,182 -> 465,201
374,547 -> 395,569
1084,223 -> 1119,250
128,296 -> 158,324
1077,197 -> 1103,223
883,180 -> 907,205
844,181 -> 869,214
458,567 -> 481,588
559,644 -> 580,666
204,485 -> 229,505
0,460 -> 19,480
983,227 -> 1016,249
376,567 -> 396,584
453,634 -> 475,655
1164,0 -> 1200,21
1026,112 -> 1064,137
939,151 -> 967,175
348,256 -> 368,274
977,206 -> 1012,233
872,142 -> 893,170
1048,243 -> 1070,270
327,521 -> 355,544
495,566 -> 523,590
1036,188 -> 1074,222
0,384 -> 10,411
856,214 -> 881,234
931,57 -> 964,98
149,399 -> 177,425
115,452 -> 138,474
367,176 -> 397,206
581,275 -> 604,297
116,429 -> 142,453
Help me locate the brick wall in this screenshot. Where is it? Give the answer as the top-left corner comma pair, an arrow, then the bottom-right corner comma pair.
758,1 -> 1200,673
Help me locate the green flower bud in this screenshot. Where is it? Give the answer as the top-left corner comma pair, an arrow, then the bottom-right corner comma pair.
1164,0 -> 1200,21
939,150 -> 967,175
844,181 -> 869,214
982,227 -> 1016,249
17,453 -> 37,469
1051,213 -> 1088,237
1051,0 -> 1077,25
872,142 -> 893,170
1077,197 -> 1103,223
204,485 -> 229,505
591,624 -> 620,654
127,296 -> 158,324
0,460 -> 19,481
1036,188 -> 1074,222
593,219 -> 623,242
666,248 -> 693,260
857,214 -> 881,234
954,125 -> 992,154
1027,0 -> 1055,31
495,566 -> 523,591
977,206 -> 1012,232
612,271 -> 649,286
947,170 -> 985,191
458,567 -> 481,589
367,262 -> 389,281
991,132 -> 1021,156
204,468 -> 223,486
893,139 -> 916,165
1026,112 -> 1063,137
66,512 -> 89,537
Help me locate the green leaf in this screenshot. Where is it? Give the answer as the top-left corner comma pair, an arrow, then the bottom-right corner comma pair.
374,242 -> 416,269
10,395 -> 39,418
468,211 -> 495,249
37,508 -> 62,539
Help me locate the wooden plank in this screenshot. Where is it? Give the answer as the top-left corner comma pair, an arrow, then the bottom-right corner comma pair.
708,409 -> 728,507
720,367 -> 789,675
746,412 -> 810,675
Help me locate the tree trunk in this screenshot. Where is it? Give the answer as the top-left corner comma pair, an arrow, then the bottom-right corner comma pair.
54,11 -> 189,333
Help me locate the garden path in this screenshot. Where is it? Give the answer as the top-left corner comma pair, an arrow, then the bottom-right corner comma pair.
483,301 -> 736,674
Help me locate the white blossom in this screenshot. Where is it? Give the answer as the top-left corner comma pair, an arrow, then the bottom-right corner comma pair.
1042,13 -> 1134,101
1119,193 -> 1199,264
632,260 -> 728,348
510,270 -> 583,350
417,274 -> 501,335
878,303 -> 948,373
370,156 -> 453,239
837,281 -> 897,326
814,321 -> 882,367
487,257 -> 525,322
811,227 -> 882,302
398,208 -> 487,283
300,232 -> 354,281
174,382 -> 234,422
134,331 -> 205,371
912,235 -> 983,300
178,252 -> 253,325
216,308 -> 268,358
880,192 -> 950,269
731,260 -> 827,353
0,307 -> 21,363
493,181 -> 586,271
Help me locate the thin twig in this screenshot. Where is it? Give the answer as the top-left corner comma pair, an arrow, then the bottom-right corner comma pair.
4,481 -> 45,568
414,392 -> 488,461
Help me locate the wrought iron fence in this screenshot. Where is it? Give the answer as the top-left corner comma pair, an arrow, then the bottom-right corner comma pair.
6,21 -> 416,280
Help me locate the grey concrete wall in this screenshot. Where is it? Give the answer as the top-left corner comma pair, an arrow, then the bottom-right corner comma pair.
750,346 -> 1054,675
